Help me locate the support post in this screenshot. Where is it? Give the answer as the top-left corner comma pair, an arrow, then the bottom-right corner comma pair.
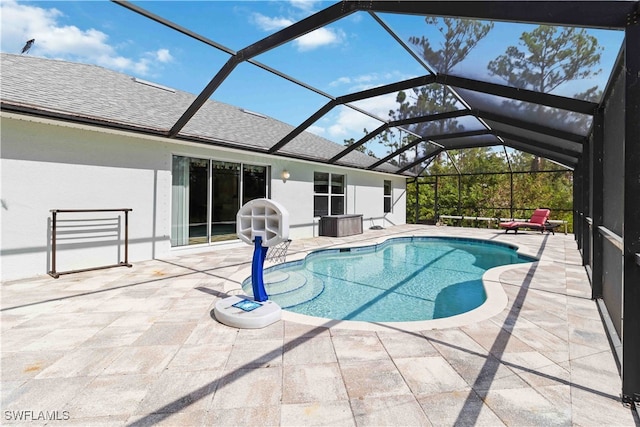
414,179 -> 419,223
124,210 -> 131,267
622,14 -> 640,405
591,109 -> 604,298
509,172 -> 514,219
457,175 -> 461,217
434,176 -> 439,222
573,158 -> 582,249
50,211 -> 58,278
581,137 -> 592,268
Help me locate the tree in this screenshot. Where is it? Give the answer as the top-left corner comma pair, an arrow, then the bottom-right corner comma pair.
343,135 -> 376,158
488,25 -> 602,93
379,17 -> 493,175
410,17 -> 494,77
487,25 -> 603,133
405,24 -> 584,228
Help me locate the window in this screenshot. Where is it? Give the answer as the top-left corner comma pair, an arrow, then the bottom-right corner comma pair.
384,180 -> 392,213
171,155 -> 269,246
314,172 -> 345,217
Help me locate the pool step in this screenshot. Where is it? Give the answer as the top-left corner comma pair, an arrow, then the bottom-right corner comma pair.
243,271 -> 324,309
273,274 -> 325,309
263,270 -> 306,295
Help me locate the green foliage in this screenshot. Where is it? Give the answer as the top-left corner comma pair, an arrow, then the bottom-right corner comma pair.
487,25 -> 603,132
371,17 -> 494,174
487,25 -> 602,93
409,170 -> 573,231
410,17 -> 494,74
402,22 -> 589,232
343,134 -> 376,158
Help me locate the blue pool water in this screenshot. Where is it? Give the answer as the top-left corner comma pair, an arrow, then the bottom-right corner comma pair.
242,237 -> 535,322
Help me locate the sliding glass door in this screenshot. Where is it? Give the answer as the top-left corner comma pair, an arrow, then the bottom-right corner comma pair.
171,156 -> 269,247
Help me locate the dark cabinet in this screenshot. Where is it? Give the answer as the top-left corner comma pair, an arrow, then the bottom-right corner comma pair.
319,214 -> 363,237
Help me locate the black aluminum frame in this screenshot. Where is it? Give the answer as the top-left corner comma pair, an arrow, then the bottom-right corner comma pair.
112,0 -> 612,176
101,1 -> 640,403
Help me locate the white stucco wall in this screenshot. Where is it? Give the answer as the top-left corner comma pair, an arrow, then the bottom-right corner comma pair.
1,113 -> 406,281
270,161 -> 406,239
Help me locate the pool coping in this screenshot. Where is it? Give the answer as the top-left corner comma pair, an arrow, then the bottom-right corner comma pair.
225,233 -> 541,332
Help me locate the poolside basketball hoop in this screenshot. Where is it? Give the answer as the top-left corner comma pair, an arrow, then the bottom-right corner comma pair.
266,239 -> 291,264
213,199 -> 289,329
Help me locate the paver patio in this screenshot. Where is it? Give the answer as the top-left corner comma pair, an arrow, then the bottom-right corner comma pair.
1,225 -> 638,426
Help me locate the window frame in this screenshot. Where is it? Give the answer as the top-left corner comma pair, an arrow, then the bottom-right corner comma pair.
171,154 -> 270,247
314,171 -> 346,217
384,180 -> 392,213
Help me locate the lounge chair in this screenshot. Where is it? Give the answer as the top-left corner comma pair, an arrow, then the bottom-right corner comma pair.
499,209 -> 557,234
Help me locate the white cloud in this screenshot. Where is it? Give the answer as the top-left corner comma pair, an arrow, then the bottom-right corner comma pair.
0,0 -> 172,76
356,95 -> 399,121
251,9 -> 343,52
329,76 -> 352,87
330,71 -> 418,92
354,74 -> 376,84
288,0 -> 320,12
154,48 -> 173,63
327,106 -> 382,140
307,124 -> 326,136
310,95 -> 398,144
251,13 -> 293,31
335,73 -> 379,91
294,27 -> 343,51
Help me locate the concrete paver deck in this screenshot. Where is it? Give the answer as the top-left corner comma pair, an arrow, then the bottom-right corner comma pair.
1,225 -> 638,426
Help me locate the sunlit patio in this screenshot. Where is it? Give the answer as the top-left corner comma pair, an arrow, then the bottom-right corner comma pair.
1,225 -> 637,426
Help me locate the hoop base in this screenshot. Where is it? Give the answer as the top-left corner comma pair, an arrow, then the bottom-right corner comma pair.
213,295 -> 281,329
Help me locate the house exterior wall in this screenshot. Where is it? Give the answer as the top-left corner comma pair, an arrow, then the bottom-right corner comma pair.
0,113 -> 406,281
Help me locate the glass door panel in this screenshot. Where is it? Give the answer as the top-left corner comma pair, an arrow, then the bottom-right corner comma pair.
242,165 -> 267,205
171,155 -> 189,247
188,158 -> 209,245
171,155 -> 209,247
211,161 -> 240,242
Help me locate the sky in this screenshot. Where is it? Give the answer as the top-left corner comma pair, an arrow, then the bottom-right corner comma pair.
0,0 -> 625,153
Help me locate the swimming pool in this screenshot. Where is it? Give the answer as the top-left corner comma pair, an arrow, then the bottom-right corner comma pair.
241,236 -> 535,323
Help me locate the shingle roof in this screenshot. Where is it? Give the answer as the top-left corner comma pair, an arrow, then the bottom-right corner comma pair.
0,53 -> 398,173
